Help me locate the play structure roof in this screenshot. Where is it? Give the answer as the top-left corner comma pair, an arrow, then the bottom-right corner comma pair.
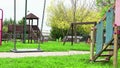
26,13 -> 39,19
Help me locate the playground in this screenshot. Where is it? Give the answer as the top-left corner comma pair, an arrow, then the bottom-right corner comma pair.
0,0 -> 120,68
0,51 -> 119,68
0,41 -> 117,68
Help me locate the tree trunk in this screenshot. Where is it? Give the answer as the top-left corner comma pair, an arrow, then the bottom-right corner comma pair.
72,0 -> 77,43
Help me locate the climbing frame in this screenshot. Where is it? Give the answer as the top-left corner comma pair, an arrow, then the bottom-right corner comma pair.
95,20 -> 104,54
105,8 -> 114,44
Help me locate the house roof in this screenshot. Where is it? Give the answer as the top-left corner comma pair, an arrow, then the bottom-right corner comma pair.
26,13 -> 39,19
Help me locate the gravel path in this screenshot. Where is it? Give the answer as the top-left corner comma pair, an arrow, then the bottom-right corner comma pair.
0,51 -> 89,58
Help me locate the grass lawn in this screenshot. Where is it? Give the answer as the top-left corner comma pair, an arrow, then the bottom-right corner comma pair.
0,54 -> 115,68
0,41 -> 90,52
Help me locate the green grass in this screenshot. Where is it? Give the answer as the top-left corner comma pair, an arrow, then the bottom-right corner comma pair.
0,41 -> 90,52
0,54 -> 115,68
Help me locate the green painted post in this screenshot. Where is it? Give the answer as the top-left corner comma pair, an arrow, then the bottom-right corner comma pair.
23,0 -> 27,43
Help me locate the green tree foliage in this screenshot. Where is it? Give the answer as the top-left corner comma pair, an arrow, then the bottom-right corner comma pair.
96,0 -> 115,17
47,0 -> 100,39
50,27 -> 67,40
3,18 -> 14,32
96,0 -> 114,7
18,19 -> 24,25
2,26 -> 8,33
47,1 -> 70,30
3,18 -> 14,26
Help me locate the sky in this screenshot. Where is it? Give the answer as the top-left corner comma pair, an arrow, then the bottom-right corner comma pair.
0,0 -> 95,32
0,0 -> 51,32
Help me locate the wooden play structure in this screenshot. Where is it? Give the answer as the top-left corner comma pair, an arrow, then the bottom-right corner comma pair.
8,13 -> 43,43
90,1 -> 120,68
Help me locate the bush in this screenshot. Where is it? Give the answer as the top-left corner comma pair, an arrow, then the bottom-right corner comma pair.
50,27 -> 67,40
2,26 -> 8,33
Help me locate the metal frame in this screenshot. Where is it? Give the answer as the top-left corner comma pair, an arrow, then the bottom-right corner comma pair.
0,9 -> 3,45
11,0 -> 46,53
63,22 -> 97,45
23,0 -> 27,43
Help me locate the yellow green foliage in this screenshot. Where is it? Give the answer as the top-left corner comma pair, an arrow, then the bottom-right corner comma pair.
47,0 -> 101,36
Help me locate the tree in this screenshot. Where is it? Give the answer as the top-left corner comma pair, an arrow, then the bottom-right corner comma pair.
71,0 -> 77,43
18,19 -> 24,25
96,0 -> 115,17
47,0 -> 71,40
47,0 -> 70,29
3,18 -> 14,32
3,18 -> 14,26
96,0 -> 114,7
47,0 -> 100,40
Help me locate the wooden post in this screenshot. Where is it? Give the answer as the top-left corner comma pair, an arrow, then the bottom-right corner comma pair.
28,19 -> 30,43
63,26 -> 71,45
31,19 -> 33,43
37,19 -> 39,42
113,25 -> 118,68
71,24 -> 74,45
90,27 -> 95,61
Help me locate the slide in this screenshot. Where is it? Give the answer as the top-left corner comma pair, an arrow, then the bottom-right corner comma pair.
115,0 -> 120,26
31,28 -> 38,40
0,9 -> 3,45
32,25 -> 43,39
